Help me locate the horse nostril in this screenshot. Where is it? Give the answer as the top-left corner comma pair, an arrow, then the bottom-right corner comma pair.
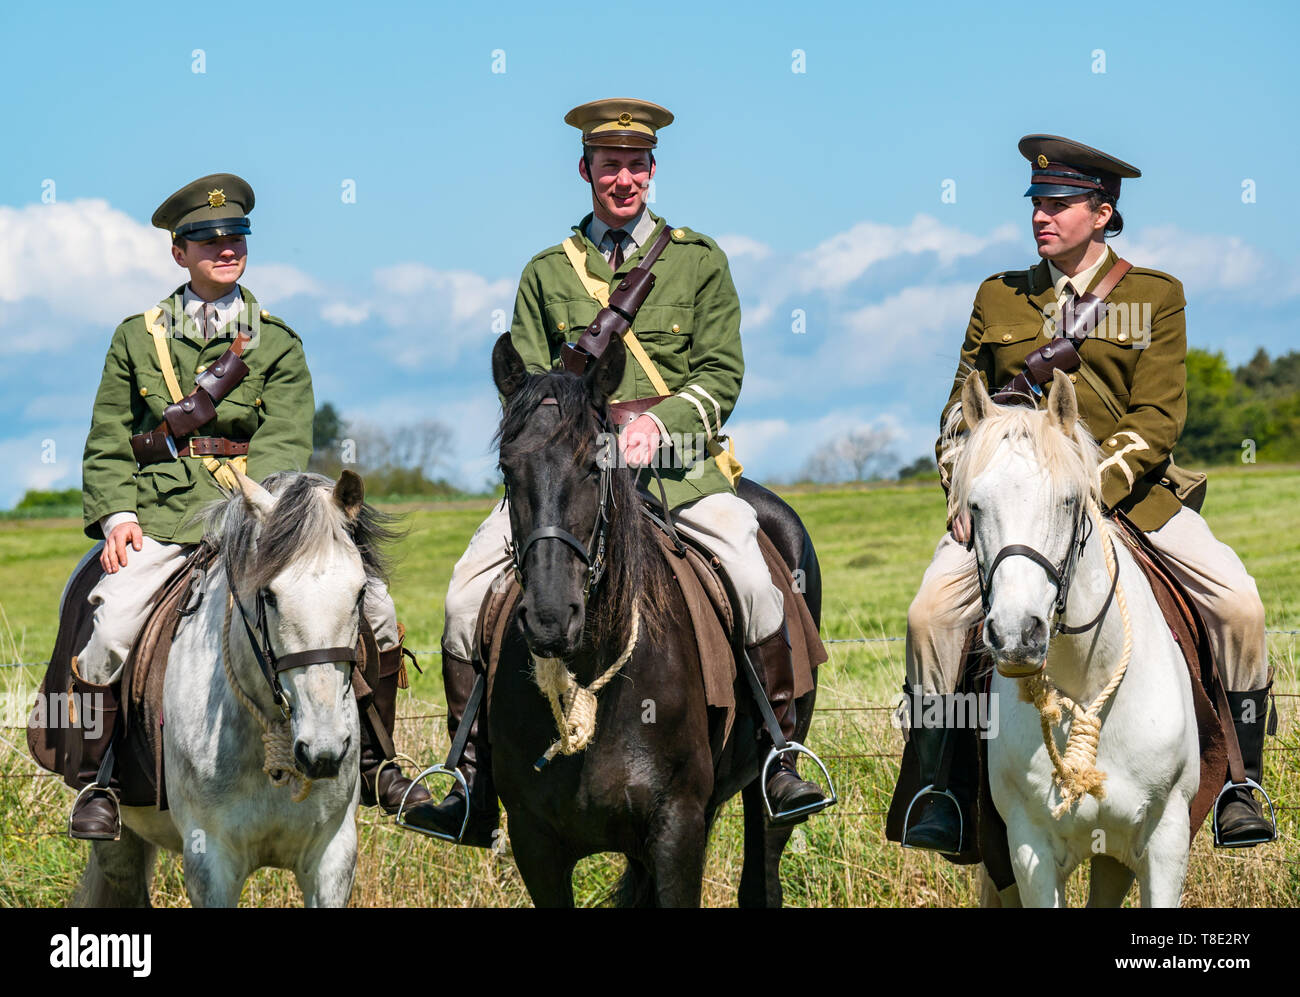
293,739 -> 311,772
986,619 -> 1001,650
1024,617 -> 1047,646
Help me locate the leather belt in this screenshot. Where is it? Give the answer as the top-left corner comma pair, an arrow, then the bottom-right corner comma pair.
178,436 -> 250,458
609,395 -> 669,427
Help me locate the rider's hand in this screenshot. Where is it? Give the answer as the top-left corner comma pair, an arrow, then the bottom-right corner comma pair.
619,414 -> 662,468
101,522 -> 143,573
951,511 -> 972,545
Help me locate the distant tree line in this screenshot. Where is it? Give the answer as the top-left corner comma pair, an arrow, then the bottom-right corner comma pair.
1181,348 -> 1300,465
310,402 -> 466,498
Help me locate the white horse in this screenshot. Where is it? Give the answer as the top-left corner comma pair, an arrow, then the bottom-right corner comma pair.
951,370 -> 1199,908
75,470 -> 387,907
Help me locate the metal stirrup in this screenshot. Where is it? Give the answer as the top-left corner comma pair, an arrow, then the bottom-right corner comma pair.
760,742 -> 837,824
395,670 -> 486,844
1211,778 -> 1278,848
900,784 -> 965,855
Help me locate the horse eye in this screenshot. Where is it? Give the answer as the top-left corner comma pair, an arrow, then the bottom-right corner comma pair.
262,589 -> 277,609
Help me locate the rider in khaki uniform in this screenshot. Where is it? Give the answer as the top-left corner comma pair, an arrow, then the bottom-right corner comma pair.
69,174 -> 429,837
901,136 -> 1275,853
404,99 -> 828,846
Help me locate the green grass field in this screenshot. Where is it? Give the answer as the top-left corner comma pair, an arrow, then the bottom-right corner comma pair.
2,466 -> 1297,906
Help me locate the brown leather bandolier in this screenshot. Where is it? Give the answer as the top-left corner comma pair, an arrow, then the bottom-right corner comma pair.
993,259 -> 1132,404
560,225 -> 674,376
130,325 -> 255,466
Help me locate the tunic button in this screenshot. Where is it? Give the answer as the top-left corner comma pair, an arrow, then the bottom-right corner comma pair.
255,398 -> 263,407
196,364 -> 207,374
260,310 -> 270,320
672,228 -> 685,239
1001,333 -> 1012,342
1069,373 -> 1078,383
1117,332 -> 1129,342
1107,438 -> 1119,448
139,387 -> 148,397
557,321 -> 567,332
671,323 -> 680,333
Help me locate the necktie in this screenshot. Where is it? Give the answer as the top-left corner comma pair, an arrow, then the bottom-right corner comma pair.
609,229 -> 629,270
203,303 -> 217,341
1057,288 -> 1075,339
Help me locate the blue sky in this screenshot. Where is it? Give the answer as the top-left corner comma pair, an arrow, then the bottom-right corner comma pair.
2,0 -> 1297,505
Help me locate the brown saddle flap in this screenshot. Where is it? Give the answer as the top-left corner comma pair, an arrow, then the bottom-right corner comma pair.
472,524 -> 826,750
27,542 -> 218,809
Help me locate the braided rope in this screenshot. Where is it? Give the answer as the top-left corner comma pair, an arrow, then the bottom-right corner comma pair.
221,594 -> 313,802
532,605 -> 641,765
1021,511 -> 1132,818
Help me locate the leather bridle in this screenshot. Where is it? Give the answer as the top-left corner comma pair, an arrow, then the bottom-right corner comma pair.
971,503 -> 1118,637
228,567 -> 358,718
503,397 -> 614,602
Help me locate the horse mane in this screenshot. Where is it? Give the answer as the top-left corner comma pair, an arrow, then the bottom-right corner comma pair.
943,395 -> 1103,517
202,471 -> 403,593
495,371 -> 673,653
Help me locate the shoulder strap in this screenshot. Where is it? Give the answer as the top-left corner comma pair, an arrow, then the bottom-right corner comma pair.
1089,258 -> 1132,302
1070,258 -> 1134,422
562,228 -> 674,396
562,236 -> 611,307
145,307 -> 185,404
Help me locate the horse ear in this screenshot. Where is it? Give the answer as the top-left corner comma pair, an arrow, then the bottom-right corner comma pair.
233,467 -> 277,522
960,370 -> 992,430
492,333 -> 528,398
333,469 -> 365,520
586,334 -> 626,406
1046,368 -> 1079,433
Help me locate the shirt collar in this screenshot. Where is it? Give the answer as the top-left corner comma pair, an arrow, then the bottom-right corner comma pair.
587,207 -> 655,254
1047,249 -> 1110,299
181,283 -> 246,335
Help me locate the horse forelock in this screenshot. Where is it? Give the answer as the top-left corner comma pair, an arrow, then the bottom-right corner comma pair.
495,370 -> 674,652
949,399 -> 1102,516
203,471 -> 401,592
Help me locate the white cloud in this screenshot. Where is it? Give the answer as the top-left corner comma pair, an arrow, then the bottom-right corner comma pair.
1112,225 -> 1293,296
0,199 -> 320,352
320,301 -> 371,326
716,234 -> 772,261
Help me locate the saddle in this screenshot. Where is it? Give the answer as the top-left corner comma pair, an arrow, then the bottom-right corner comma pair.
27,543 -> 383,810
886,514 -> 1230,888
473,514 -> 826,749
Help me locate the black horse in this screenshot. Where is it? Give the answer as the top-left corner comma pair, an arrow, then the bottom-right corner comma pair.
488,332 -> 823,907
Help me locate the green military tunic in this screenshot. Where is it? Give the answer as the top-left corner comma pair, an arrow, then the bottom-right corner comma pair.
938,246 -> 1188,531
508,210 -> 744,511
82,285 -> 315,543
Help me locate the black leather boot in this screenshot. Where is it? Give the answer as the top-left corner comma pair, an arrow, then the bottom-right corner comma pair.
901,690 -> 972,855
400,649 -> 499,847
359,627 -> 431,814
68,660 -> 122,841
1216,684 -> 1276,847
749,628 -> 828,825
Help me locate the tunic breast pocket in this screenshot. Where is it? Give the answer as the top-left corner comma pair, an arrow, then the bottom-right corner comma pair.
216,373 -> 264,436
633,306 -> 692,387
543,300 -> 599,349
980,323 -> 1048,381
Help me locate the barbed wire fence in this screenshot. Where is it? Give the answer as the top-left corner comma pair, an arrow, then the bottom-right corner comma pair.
3,631 -> 1297,850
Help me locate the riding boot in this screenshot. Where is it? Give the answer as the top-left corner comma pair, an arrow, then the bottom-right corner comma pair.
358,626 -> 432,814
400,649 -> 499,847
67,658 -> 122,841
749,627 -> 828,824
1216,684 -> 1277,847
901,689 -> 971,854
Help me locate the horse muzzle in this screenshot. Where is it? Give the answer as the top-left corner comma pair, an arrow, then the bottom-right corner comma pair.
985,614 -> 1048,677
